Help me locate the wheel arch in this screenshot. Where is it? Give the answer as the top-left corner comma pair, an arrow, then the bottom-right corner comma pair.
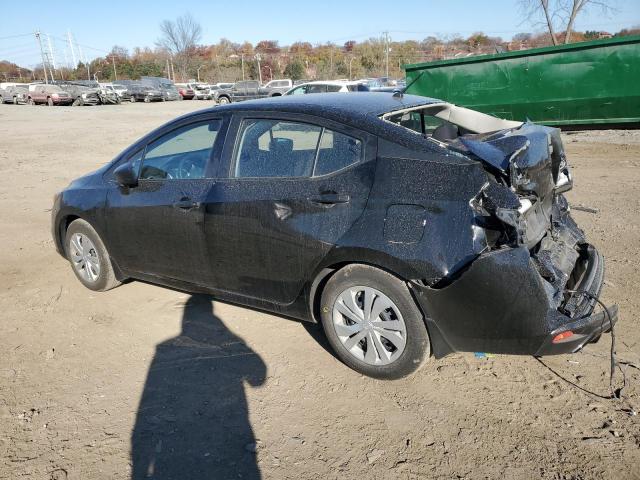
308,256 -> 450,358
56,213 -> 126,280
308,254 -> 415,324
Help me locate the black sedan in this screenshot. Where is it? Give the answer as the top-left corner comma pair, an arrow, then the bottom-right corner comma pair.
51,93 -> 617,379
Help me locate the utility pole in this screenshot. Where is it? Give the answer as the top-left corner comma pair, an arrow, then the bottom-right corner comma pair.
166,58 -> 170,79
46,34 -> 57,71
241,54 -> 245,81
384,31 -> 390,79
170,58 -> 175,82
255,54 -> 262,84
111,55 -> 118,80
35,31 -> 49,84
67,30 -> 77,68
78,44 -> 89,80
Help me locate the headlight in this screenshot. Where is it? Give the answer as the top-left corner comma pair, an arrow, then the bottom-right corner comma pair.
82,93 -> 88,98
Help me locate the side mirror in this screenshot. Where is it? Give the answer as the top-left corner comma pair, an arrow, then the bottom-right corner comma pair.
114,163 -> 138,188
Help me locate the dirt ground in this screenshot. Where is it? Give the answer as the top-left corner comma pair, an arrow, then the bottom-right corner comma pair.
0,101 -> 639,480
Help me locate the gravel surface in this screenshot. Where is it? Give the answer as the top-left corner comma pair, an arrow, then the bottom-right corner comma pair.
1,102 -> 638,480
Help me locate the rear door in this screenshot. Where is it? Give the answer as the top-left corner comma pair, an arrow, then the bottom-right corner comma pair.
203,112 -> 377,304
105,115 -> 227,285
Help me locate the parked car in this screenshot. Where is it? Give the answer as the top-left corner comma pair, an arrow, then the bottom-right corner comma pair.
175,84 -> 196,100
100,83 -> 131,102
51,93 -> 616,379
192,83 -> 213,100
0,84 -> 28,104
261,78 -> 293,96
284,80 -> 369,95
214,80 -> 260,104
141,77 -> 180,101
128,84 -> 164,103
53,82 -> 101,106
27,84 -> 73,106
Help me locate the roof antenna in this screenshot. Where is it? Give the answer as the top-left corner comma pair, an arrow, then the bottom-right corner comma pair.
394,70 -> 425,98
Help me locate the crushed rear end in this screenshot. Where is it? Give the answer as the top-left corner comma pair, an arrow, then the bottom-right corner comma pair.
386,105 -> 617,357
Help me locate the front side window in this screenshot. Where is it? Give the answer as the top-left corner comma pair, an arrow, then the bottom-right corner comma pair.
288,86 -> 307,95
139,120 -> 221,180
234,119 -> 362,178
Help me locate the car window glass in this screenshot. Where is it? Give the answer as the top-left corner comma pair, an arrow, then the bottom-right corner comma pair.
314,129 -> 362,176
234,119 -> 322,178
307,84 -> 327,94
326,85 -> 342,92
139,120 -> 221,180
289,86 -> 305,95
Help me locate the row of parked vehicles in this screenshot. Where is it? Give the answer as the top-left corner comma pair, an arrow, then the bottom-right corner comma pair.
1,76 -> 403,107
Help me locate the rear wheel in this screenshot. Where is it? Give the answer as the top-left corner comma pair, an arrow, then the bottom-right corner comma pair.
65,219 -> 121,292
217,96 -> 230,105
144,96 -> 150,103
13,96 -> 19,105
130,95 -> 136,103
27,97 -> 34,105
320,264 -> 430,379
47,97 -> 54,106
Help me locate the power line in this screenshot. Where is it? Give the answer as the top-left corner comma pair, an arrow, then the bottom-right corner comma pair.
0,33 -> 33,41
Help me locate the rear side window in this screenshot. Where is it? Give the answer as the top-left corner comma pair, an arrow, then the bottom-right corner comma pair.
234,119 -> 362,178
314,130 -> 362,176
235,120 -> 322,178
139,120 -> 221,180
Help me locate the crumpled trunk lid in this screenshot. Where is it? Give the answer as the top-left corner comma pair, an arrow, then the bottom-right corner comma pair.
453,122 -> 588,313
455,122 -> 572,249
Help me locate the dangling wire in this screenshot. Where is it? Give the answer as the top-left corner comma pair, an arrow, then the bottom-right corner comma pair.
565,289 -> 626,400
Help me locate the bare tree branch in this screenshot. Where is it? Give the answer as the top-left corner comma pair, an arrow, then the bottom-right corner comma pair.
519,0 -> 617,45
156,13 -> 203,81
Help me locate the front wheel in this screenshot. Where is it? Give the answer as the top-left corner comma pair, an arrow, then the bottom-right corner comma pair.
65,219 -> 121,292
320,264 -> 430,379
47,97 -> 54,106
129,95 -> 136,103
217,96 -> 230,105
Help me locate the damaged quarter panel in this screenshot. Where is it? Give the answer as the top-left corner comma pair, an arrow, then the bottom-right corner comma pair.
332,138 -> 490,283
411,119 -> 607,356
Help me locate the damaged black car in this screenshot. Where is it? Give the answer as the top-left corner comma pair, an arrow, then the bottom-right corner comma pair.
51,93 -> 617,379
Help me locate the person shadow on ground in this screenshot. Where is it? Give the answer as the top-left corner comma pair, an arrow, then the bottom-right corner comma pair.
131,294 -> 266,479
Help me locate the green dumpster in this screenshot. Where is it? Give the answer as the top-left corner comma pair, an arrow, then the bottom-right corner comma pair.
403,35 -> 640,127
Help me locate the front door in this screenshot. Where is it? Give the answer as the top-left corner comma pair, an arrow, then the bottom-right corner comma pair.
106,118 -> 224,285
204,114 -> 376,304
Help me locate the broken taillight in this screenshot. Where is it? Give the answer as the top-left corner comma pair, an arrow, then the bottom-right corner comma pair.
552,331 -> 574,343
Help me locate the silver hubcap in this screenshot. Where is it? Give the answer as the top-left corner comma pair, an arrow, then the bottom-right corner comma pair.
332,286 -> 407,366
69,233 -> 101,282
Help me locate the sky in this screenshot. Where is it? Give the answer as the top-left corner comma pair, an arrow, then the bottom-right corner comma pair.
1,0 -> 639,68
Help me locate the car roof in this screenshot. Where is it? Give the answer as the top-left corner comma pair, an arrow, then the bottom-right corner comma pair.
206,92 -> 441,137
297,80 -> 364,87
216,92 -> 437,116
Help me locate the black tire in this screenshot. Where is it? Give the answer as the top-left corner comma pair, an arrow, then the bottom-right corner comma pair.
319,264 -> 430,379
27,97 -> 34,105
217,96 -> 230,105
13,96 -> 19,105
130,95 -> 136,103
65,219 -> 121,292
144,96 -> 150,103
47,97 -> 54,106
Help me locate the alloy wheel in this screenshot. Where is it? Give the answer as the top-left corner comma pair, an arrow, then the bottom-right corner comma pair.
69,233 -> 101,283
332,286 -> 407,365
